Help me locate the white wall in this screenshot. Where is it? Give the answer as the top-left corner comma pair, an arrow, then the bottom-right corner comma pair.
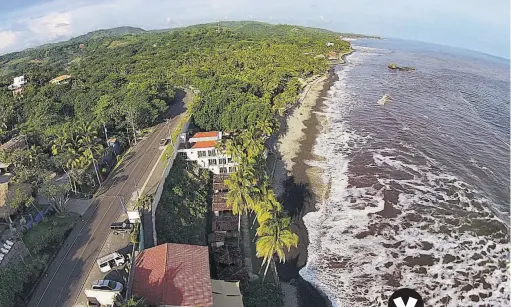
178,147 -> 237,175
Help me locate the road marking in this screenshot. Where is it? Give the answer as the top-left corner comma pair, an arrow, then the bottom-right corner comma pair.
67,109 -> 181,306
32,99 -> 187,307
33,196 -> 106,307
53,197 -> 119,306
138,121 -> 178,195
66,127 -> 168,306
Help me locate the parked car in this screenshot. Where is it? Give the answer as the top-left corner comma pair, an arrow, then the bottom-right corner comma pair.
96,252 -> 126,273
110,221 -> 133,235
91,280 -> 123,292
159,138 -> 169,148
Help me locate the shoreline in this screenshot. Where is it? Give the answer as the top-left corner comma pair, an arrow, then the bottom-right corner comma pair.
272,66 -> 339,307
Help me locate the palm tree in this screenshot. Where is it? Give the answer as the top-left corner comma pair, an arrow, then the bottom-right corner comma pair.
256,214 -> 298,281
52,130 -> 81,192
239,127 -> 265,163
251,180 -> 282,230
225,165 -> 258,244
76,122 -> 104,185
256,119 -> 275,138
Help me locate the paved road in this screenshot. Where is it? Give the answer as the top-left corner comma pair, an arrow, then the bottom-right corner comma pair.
26,91 -> 188,307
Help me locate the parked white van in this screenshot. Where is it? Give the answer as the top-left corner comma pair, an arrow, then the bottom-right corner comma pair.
96,252 -> 125,273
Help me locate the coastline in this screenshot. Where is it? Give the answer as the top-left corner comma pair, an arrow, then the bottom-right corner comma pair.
271,66 -> 339,307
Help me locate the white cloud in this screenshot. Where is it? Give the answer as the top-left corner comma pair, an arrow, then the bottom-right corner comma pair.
0,30 -> 17,51
0,0 -> 508,58
27,12 -> 72,39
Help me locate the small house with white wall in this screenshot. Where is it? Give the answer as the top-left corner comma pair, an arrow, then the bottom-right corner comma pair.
8,76 -> 27,96
177,131 -> 237,175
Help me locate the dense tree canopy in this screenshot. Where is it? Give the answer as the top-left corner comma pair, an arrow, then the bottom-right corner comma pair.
1,22 -> 350,142
0,22 -> 350,193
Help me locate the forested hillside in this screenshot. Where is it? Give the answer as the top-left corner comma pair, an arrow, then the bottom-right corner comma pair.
0,21 -> 351,190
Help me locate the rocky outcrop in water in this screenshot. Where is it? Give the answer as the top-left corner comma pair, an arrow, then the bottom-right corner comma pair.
388,63 -> 416,71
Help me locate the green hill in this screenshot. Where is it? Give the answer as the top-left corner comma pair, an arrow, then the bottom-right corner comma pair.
68,26 -> 146,43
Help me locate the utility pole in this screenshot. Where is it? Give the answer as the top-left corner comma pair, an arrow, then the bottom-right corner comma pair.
216,22 -> 220,33
103,123 -> 109,143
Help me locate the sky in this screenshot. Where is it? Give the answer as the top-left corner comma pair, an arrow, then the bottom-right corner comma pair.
0,0 -> 509,58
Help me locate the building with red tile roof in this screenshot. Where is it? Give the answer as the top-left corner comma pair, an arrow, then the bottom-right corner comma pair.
177,131 -> 237,175
133,243 -> 213,307
191,131 -> 220,139
191,140 -> 218,149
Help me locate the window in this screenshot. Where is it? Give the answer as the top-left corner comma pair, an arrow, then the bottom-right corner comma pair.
209,159 -> 217,166
178,152 -> 187,158
220,167 -> 227,174
198,151 -> 206,158
219,158 -> 227,165
228,166 -> 236,173
227,157 -> 232,163
208,149 -> 216,156
108,281 -> 118,290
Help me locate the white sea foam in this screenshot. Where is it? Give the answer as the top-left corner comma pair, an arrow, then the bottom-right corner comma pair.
299,51 -> 510,307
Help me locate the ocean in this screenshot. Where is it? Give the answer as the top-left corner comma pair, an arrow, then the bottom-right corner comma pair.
300,39 -> 510,306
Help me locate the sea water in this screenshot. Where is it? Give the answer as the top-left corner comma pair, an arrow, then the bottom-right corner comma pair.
300,38 -> 510,306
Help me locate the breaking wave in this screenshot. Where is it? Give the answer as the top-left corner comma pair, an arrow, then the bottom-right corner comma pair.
300,42 -> 510,307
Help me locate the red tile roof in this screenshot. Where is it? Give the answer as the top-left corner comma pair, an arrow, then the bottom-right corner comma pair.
192,131 -> 219,138
212,192 -> 230,212
133,243 -> 213,307
191,140 -> 217,149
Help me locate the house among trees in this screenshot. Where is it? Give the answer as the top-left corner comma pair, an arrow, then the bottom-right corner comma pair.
0,174 -> 32,221
0,135 -> 27,172
0,135 -> 27,153
49,74 -> 72,85
0,135 -> 27,175
177,131 -> 237,175
327,51 -> 338,60
7,76 -> 27,96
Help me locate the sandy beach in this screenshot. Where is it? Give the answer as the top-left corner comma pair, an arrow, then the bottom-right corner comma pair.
270,67 -> 339,307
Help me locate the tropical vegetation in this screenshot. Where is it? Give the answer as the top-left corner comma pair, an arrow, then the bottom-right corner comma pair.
155,157 -> 210,246
0,20 -> 352,304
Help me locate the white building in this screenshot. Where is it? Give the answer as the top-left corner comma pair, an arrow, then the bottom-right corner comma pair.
8,76 -> 27,96
177,131 -> 237,175
8,76 -> 26,90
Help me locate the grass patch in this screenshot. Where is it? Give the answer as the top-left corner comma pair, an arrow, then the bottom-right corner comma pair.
243,281 -> 284,307
162,110 -> 191,162
0,214 -> 78,307
162,144 -> 174,162
23,214 -> 78,254
155,157 -> 210,246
